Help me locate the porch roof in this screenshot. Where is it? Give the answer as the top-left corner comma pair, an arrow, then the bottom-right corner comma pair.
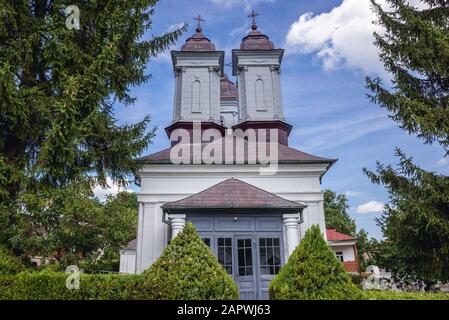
161,178 -> 306,213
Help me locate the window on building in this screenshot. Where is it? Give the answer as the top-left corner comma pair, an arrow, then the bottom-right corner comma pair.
237,239 -> 253,276
192,80 -> 201,113
217,238 -> 233,275
336,251 -> 344,262
255,78 -> 267,111
202,238 -> 211,248
259,238 -> 281,275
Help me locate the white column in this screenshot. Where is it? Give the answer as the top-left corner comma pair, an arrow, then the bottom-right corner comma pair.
178,67 -> 186,121
240,66 -> 249,120
270,65 -> 279,119
283,213 -> 301,258
276,67 -> 285,120
135,202 -> 144,274
209,66 -> 214,121
170,214 -> 186,240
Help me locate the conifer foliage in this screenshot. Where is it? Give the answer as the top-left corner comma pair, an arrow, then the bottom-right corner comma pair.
269,225 -> 361,300
365,0 -> 449,282
364,149 -> 449,281
0,1 -> 186,203
141,222 -> 239,300
366,0 -> 449,151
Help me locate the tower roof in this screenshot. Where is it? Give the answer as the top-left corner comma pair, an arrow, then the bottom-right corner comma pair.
241,27 -> 275,50
181,15 -> 216,52
220,74 -> 238,99
181,29 -> 216,51
240,10 -> 274,50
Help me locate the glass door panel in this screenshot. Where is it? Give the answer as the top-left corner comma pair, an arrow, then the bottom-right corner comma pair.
217,237 -> 233,275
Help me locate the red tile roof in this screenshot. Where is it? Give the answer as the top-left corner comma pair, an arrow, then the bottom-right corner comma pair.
326,229 -> 356,241
137,141 -> 336,165
162,178 -> 306,210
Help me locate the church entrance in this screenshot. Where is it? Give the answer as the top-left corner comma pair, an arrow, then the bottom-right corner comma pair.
187,214 -> 284,300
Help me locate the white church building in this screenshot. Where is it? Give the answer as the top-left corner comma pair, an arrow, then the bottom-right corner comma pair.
120,15 -> 340,299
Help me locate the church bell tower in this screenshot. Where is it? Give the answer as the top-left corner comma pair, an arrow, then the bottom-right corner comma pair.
232,11 -> 291,145
166,16 -> 226,142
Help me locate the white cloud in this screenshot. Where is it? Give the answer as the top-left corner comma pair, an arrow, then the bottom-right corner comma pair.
92,177 -> 133,202
153,48 -> 173,63
211,0 -> 274,10
166,22 -> 186,33
229,23 -> 250,37
345,190 -> 364,198
152,22 -> 186,63
285,0 -> 425,75
437,157 -> 449,168
357,201 -> 384,214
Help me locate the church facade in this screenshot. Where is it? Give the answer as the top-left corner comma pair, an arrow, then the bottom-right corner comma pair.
119,17 -> 337,300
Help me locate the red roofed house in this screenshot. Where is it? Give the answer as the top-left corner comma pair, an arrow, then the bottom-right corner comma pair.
119,15 -> 338,300
327,229 -> 359,274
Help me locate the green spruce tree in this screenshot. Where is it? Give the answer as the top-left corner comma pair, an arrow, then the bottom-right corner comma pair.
0,1 -> 185,203
365,0 -> 449,282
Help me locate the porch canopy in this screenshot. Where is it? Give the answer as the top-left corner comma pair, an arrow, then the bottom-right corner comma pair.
161,178 -> 306,215
162,178 -> 306,257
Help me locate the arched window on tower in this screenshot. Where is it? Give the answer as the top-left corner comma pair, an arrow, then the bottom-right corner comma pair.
255,78 -> 266,111
192,80 -> 201,113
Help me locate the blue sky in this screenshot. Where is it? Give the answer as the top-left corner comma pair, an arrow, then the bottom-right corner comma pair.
109,0 -> 448,239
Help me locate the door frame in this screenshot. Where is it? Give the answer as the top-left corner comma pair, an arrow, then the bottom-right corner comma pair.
234,234 -> 257,299
187,214 -> 285,300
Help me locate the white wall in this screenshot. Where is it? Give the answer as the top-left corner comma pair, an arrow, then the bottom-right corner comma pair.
172,53 -> 223,124
220,100 -> 238,128
134,163 -> 329,274
331,244 -> 356,262
234,50 -> 284,121
119,250 -> 136,274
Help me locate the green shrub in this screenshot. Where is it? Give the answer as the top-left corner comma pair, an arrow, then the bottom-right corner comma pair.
269,225 -> 362,300
141,222 -> 239,300
363,290 -> 449,300
78,258 -> 120,274
0,270 -> 146,300
350,274 -> 363,286
0,245 -> 26,275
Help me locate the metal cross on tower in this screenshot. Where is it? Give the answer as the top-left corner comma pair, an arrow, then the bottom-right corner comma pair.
247,10 -> 259,29
194,15 -> 205,30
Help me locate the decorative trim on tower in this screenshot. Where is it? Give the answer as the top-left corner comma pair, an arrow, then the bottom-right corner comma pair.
232,120 -> 292,146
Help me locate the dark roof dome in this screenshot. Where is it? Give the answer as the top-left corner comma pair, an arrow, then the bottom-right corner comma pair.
220,74 -> 238,99
181,26 -> 216,51
240,24 -> 274,50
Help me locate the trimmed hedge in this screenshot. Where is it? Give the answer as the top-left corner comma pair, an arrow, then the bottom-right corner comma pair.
0,270 -> 146,300
269,225 -> 362,300
0,223 -> 239,300
0,245 -> 26,275
141,222 -> 239,300
349,274 -> 363,286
